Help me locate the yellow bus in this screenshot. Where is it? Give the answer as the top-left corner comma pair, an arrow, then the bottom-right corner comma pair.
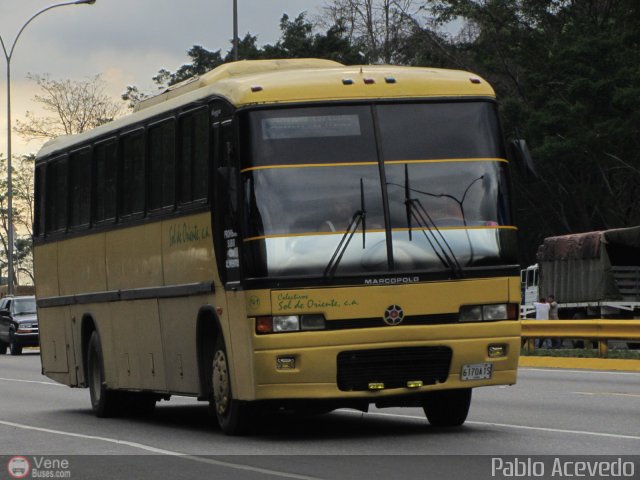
34,59 -> 521,435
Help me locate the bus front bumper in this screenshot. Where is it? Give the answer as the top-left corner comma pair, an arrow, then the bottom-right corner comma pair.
250,323 -> 520,402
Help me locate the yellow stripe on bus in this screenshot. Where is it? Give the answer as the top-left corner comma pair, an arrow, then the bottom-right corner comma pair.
240,158 -> 508,173
243,225 -> 517,242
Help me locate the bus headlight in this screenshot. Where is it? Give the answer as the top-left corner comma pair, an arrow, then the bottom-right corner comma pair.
483,304 -> 508,320
459,305 -> 482,322
273,316 -> 300,332
459,304 -> 517,322
256,315 -> 327,334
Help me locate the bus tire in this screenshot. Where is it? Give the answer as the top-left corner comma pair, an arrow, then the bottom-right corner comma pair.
9,333 -> 22,356
422,388 -> 472,427
87,331 -> 122,418
210,335 -> 253,435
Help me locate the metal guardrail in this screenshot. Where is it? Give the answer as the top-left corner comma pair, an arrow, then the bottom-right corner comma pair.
520,319 -> 640,358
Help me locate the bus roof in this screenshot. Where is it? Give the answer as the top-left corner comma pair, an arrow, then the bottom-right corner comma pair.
37,58 -> 495,159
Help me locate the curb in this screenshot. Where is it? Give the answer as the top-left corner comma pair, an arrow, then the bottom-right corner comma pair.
519,356 -> 640,372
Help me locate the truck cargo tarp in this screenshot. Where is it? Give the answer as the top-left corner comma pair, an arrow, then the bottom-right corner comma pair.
536,226 -> 640,303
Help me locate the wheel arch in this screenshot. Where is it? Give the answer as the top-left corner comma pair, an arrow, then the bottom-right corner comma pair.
80,314 -> 99,388
196,306 -> 223,399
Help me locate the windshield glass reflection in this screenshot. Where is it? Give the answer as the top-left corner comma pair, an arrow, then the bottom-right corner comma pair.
242,102 -> 516,279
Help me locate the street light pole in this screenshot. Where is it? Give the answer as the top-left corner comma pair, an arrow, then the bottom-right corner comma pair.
233,0 -> 239,61
0,0 -> 96,295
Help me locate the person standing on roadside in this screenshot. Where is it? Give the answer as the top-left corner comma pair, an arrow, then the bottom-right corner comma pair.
533,298 -> 550,348
548,295 -> 561,348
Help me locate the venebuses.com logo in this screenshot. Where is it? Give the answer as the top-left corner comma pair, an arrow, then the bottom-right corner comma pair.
7,456 -> 30,479
6,456 -> 71,479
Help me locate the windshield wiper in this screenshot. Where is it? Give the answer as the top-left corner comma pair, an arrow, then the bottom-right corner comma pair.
403,165 -> 463,278
324,178 -> 367,281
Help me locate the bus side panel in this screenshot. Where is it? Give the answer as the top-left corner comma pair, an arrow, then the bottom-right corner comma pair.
35,243 -> 68,383
159,212 -> 221,394
105,223 -> 163,290
161,212 -> 219,285
57,234 -> 107,296
33,243 -> 59,299
109,300 -> 167,391
38,306 -> 71,376
158,297 -> 209,394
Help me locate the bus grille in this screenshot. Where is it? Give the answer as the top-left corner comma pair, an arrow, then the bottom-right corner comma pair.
336,346 -> 452,392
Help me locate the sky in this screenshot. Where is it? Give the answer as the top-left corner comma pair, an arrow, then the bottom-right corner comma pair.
0,0 -> 325,156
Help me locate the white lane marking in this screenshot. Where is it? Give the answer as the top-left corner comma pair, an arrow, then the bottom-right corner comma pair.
0,377 -> 64,387
466,420 -> 640,441
520,368 -> 640,377
0,420 -> 321,480
343,411 -> 640,441
573,391 -> 640,398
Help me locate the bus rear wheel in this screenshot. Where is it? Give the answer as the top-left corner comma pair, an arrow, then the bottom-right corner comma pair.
87,331 -> 122,418
422,388 -> 472,427
210,336 -> 254,435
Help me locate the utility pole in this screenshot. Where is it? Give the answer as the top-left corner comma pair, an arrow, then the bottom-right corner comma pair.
233,0 -> 239,61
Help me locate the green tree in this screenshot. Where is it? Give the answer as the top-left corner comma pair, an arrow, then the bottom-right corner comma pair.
262,13 -> 362,63
433,0 -> 640,262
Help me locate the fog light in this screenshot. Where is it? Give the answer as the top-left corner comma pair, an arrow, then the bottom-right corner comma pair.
407,380 -> 423,389
488,344 -> 507,358
276,356 -> 296,370
368,382 -> 385,390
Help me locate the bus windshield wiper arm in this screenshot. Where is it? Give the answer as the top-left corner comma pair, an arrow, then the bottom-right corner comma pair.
403,165 -> 463,278
324,179 -> 367,281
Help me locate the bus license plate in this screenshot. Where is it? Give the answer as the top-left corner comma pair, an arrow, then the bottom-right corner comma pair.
461,363 -> 492,381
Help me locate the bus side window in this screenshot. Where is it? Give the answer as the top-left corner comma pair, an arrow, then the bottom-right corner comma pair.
148,120 -> 176,211
214,120 -> 241,285
34,165 -> 45,237
178,107 -> 209,204
120,130 -> 145,217
45,156 -> 69,234
93,139 -> 118,223
69,148 -> 92,228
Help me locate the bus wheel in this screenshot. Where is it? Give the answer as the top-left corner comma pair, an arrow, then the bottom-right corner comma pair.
210,336 -> 252,435
422,388 -> 472,427
87,331 -> 122,418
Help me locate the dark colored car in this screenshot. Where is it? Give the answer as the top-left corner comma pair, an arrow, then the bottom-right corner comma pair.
0,295 -> 39,355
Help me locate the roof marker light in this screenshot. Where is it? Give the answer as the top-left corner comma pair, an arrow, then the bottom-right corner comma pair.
363,77 -> 375,85
384,77 -> 397,84
469,77 -> 482,84
342,78 -> 354,85
251,85 -> 263,92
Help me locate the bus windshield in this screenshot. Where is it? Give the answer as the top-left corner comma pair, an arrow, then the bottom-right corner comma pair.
242,102 -> 516,279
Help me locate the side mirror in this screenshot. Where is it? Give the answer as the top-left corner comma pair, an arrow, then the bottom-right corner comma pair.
508,139 -> 537,178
